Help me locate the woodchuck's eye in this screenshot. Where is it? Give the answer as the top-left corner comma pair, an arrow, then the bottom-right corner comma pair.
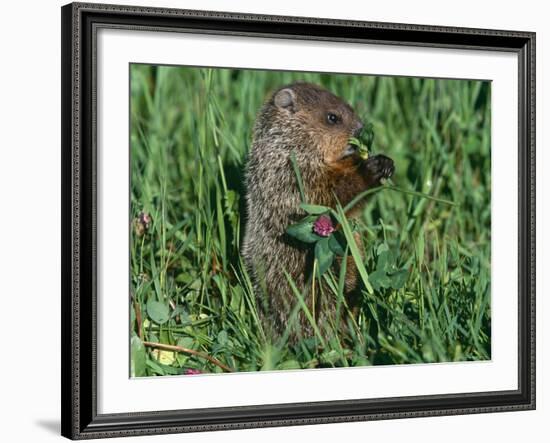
326,112 -> 340,125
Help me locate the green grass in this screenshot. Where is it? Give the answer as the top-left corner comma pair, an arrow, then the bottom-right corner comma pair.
129,64 -> 491,376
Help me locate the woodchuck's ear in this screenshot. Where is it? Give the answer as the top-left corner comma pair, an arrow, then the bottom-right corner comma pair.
273,88 -> 296,112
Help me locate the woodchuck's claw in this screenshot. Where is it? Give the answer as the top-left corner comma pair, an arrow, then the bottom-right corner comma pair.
364,154 -> 395,181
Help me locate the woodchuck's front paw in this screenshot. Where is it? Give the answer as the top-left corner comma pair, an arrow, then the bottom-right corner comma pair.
364,154 -> 395,183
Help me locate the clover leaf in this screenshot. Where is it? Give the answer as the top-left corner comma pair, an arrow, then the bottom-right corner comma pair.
369,243 -> 408,291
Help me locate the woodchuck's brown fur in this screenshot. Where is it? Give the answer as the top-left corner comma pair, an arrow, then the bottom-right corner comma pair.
242,82 -> 394,341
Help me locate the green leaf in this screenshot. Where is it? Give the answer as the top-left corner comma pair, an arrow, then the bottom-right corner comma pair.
376,243 -> 389,255
315,237 -> 334,276
299,203 -> 330,215
175,272 -> 193,284
175,337 -> 194,366
130,335 -> 146,377
177,336 -> 195,349
364,122 -> 375,150
376,250 -> 394,272
335,204 -> 373,293
286,221 -> 321,243
279,360 -> 302,370
369,269 -> 391,291
320,349 -> 341,365
260,344 -> 280,371
146,358 -> 183,376
348,137 -> 364,148
146,300 -> 170,324
217,330 -> 228,345
225,190 -> 237,210
170,305 -> 189,322
389,269 -> 408,290
328,231 -> 346,256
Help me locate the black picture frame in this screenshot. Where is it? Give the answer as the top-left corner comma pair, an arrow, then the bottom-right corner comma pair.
61,2 -> 536,439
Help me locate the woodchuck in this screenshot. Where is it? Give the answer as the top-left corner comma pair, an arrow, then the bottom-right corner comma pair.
242,82 -> 394,341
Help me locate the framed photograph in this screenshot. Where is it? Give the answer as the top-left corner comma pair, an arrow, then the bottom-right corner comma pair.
61,2 -> 536,439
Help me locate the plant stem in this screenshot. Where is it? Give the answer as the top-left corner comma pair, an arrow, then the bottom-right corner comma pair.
386,185 -> 457,207
143,341 -> 234,372
343,184 -> 456,213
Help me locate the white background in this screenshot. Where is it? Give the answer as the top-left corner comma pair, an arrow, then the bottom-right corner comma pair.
0,0 -> 546,442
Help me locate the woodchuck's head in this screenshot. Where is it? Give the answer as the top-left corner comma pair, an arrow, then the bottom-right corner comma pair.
254,82 -> 365,166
